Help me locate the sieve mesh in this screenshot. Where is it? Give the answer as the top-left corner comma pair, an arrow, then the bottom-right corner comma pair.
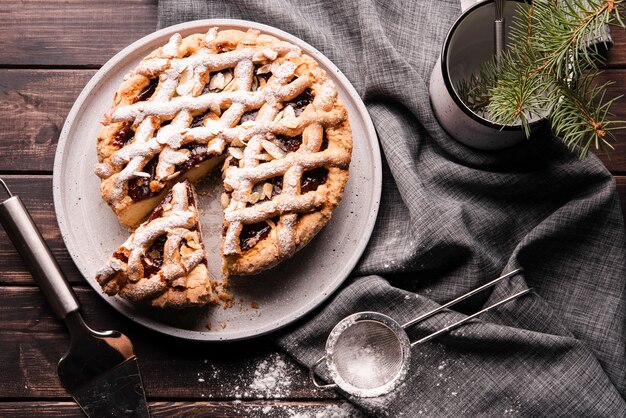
317,270 -> 530,397
331,320 -> 404,390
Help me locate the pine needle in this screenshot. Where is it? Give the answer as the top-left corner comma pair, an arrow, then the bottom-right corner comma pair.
456,0 -> 625,158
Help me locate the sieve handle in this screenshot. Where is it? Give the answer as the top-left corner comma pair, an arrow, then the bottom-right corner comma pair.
410,288 -> 532,347
402,267 -> 524,329
309,356 -> 338,389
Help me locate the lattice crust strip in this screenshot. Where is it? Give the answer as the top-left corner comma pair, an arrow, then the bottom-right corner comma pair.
96,181 -> 213,308
95,27 -> 352,275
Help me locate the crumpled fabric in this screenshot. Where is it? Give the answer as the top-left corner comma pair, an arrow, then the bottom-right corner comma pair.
158,1 -> 626,415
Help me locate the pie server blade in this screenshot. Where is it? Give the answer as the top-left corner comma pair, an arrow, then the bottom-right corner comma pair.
0,180 -> 150,418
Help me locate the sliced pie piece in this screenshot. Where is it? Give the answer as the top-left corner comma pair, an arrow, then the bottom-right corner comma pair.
96,180 -> 214,308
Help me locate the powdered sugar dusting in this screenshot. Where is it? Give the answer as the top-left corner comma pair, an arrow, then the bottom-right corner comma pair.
231,402 -> 365,418
324,312 -> 410,398
285,403 -> 364,418
248,353 -> 294,397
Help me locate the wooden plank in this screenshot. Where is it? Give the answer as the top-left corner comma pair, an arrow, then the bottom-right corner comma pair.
0,0 -> 623,70
0,1 -> 158,67
605,26 -> 626,68
0,176 -> 82,284
594,70 -> 626,172
0,69 -> 95,172
2,68 -> 626,174
0,286 -> 336,400
0,401 -> 365,418
2,174 -> 626,284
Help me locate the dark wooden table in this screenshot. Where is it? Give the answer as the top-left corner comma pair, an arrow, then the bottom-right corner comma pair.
1,2 -> 625,417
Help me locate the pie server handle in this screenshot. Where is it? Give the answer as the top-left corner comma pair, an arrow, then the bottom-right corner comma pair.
0,182 -> 80,319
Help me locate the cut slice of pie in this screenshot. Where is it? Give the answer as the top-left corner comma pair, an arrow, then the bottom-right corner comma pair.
96,180 -> 214,308
95,27 -> 352,277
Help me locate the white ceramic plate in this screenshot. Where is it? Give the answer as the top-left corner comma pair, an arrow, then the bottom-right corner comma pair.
53,19 -> 381,341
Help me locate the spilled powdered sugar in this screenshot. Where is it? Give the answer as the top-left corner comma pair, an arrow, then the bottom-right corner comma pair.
194,353 -> 368,417
285,404 -> 364,418
236,402 -> 365,418
248,353 -> 294,397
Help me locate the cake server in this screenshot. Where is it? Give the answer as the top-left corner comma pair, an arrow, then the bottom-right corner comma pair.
0,179 -> 150,418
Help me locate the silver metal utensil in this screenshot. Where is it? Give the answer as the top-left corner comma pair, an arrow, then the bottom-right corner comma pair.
495,0 -> 506,62
0,179 -> 150,418
309,268 -> 531,397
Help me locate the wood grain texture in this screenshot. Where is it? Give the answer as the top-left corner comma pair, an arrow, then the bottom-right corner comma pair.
1,175 -> 625,284
0,401 -> 365,418
0,176 -> 81,284
593,70 -> 626,172
0,2 -> 625,414
2,69 -> 626,174
605,26 -> 626,68
0,285 -> 336,400
0,0 -> 624,69
0,0 -> 158,67
0,69 -> 95,172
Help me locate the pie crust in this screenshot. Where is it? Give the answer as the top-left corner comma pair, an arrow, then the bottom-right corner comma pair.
96,180 -> 214,308
95,27 -> 352,280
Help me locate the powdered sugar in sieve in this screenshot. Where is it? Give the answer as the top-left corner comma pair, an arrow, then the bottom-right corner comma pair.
309,268 -> 530,397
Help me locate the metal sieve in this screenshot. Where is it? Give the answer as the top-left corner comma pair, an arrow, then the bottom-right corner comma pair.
309,268 -> 530,397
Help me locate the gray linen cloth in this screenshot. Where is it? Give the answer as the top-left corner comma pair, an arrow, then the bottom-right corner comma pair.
158,1 -> 626,416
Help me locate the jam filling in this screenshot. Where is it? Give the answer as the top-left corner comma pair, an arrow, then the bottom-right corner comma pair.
142,235 -> 167,278
284,88 -> 314,116
190,112 -> 207,128
128,155 -> 159,201
229,156 -> 239,167
240,221 -> 272,252
147,192 -> 173,222
113,251 -> 128,263
187,187 -> 196,207
320,132 -> 329,151
269,176 -> 283,197
276,134 -> 303,152
216,44 -> 230,53
257,72 -> 272,82
240,109 -> 259,124
255,65 -> 273,82
176,144 -> 210,172
301,167 -> 328,193
113,123 -> 134,148
262,169 -> 326,201
135,78 -> 159,102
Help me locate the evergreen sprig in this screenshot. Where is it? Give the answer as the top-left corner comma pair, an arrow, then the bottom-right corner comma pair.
457,0 -> 625,158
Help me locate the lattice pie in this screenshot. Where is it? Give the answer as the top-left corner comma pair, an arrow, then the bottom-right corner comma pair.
95,27 -> 352,302
96,180 -> 213,308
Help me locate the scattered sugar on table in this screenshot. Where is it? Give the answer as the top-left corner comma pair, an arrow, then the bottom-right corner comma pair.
248,353 -> 294,397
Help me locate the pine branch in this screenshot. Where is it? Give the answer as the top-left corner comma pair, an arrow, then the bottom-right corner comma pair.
532,0 -> 614,79
549,74 -> 623,157
485,51 -> 547,136
456,0 -> 625,158
456,61 -> 497,113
